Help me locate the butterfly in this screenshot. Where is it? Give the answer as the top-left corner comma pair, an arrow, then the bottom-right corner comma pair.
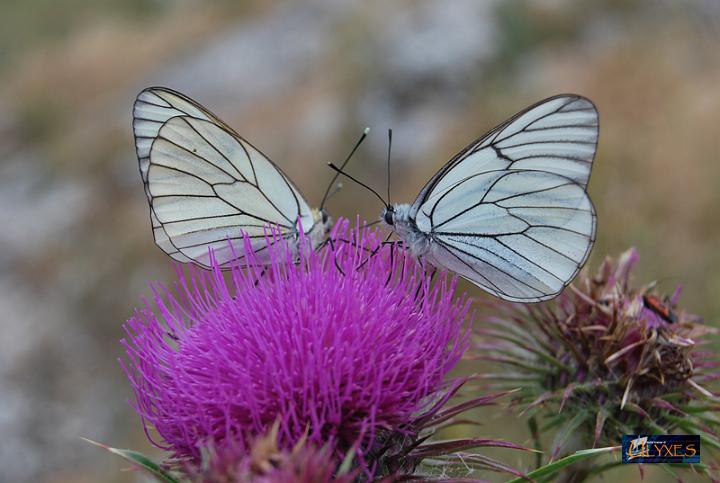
132,87 -> 347,269
332,94 -> 598,302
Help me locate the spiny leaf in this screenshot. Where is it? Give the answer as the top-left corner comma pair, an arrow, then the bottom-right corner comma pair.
559,383 -> 575,413
81,438 -> 182,483
684,403 -> 720,414
476,329 -> 569,371
505,446 -> 619,483
593,409 -> 608,447
550,411 -> 588,460
621,401 -> 650,419
410,438 -> 534,458
477,373 -> 544,383
528,416 -> 543,469
424,390 -> 518,428
420,452 -> 527,478
476,354 -> 558,375
665,414 -> 718,438
413,378 -> 467,427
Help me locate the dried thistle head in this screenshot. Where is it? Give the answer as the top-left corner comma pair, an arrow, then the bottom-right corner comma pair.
475,248 -> 719,460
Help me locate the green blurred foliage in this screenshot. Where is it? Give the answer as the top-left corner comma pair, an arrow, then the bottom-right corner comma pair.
0,0 -> 166,71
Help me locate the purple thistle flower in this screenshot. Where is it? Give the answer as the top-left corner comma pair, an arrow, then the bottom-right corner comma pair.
120,219 -> 471,475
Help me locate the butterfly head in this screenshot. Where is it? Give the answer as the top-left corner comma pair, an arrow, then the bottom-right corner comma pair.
382,205 -> 395,226
381,203 -> 429,257
312,209 -> 333,237
381,204 -> 413,226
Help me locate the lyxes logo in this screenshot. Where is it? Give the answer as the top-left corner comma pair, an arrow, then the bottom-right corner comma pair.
622,435 -> 700,464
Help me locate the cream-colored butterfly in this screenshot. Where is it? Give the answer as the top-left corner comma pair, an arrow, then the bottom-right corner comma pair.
381,95 -> 598,302
331,94 -> 598,302
133,87 -> 345,268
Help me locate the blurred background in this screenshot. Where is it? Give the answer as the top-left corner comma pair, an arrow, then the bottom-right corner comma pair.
0,0 -> 718,481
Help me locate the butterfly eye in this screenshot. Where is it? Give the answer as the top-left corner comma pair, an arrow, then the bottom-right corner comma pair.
321,210 -> 329,224
383,208 -> 395,226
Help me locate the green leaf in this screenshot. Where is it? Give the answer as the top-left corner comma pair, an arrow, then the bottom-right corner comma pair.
698,431 -> 720,451
549,411 -> 588,459
664,416 -> 720,449
81,438 -> 182,483
481,354 -> 557,375
505,446 -> 619,483
478,328 -> 569,371
683,403 -> 720,414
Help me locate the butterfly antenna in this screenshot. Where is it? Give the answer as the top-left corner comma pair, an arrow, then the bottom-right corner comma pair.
358,219 -> 383,229
324,182 -> 343,203
327,162 -> 388,208
386,128 -> 392,206
320,127 -> 370,210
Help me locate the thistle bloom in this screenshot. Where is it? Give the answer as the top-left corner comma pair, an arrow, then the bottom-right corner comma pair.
121,219 -> 471,476
476,248 -> 719,467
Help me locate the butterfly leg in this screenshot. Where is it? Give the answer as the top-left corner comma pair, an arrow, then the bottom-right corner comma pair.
356,244 -> 381,271
385,240 -> 396,286
384,240 -> 409,286
315,237 -> 346,276
356,233 -> 401,271
332,237 -> 378,255
253,267 -> 268,287
327,237 -> 345,276
414,262 -> 437,304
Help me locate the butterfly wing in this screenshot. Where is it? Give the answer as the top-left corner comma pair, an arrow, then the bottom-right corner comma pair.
133,88 -> 315,267
134,87 -> 233,262
411,95 -> 598,302
411,95 -> 598,214
416,170 -> 595,301
133,87 -> 235,190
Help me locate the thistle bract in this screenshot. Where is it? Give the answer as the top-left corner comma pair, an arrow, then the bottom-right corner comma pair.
121,219 -> 471,475
182,422 -> 358,483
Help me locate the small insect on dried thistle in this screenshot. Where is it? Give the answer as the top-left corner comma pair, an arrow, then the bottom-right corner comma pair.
475,248 -> 719,470
120,220 -> 527,480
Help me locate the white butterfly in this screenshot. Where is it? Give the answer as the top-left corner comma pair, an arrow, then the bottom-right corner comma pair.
132,87 -> 334,268
380,95 -> 598,302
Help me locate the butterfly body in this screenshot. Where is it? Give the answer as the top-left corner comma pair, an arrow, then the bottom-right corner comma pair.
308,208 -> 333,244
379,95 -> 599,302
382,204 -> 430,258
